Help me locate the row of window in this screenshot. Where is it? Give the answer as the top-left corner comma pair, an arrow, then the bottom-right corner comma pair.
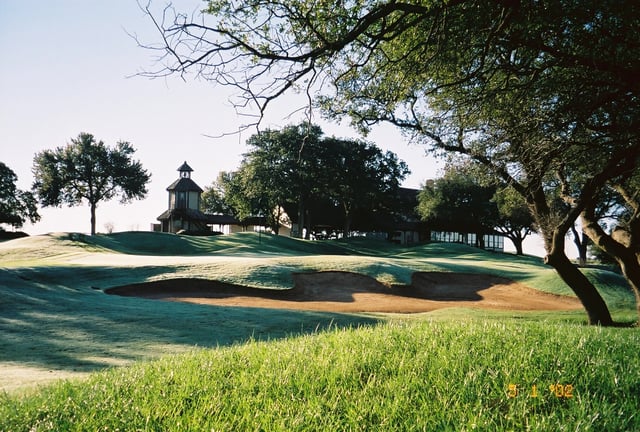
430,231 -> 504,251
169,191 -> 199,210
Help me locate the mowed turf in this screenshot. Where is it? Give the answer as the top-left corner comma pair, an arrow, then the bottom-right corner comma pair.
0,231 -> 638,430
2,319 -> 639,431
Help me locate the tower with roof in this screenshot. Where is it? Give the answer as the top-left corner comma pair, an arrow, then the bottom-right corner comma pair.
156,161 -> 209,233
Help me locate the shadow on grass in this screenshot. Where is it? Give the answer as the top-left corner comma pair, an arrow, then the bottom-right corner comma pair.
0,266 -> 380,374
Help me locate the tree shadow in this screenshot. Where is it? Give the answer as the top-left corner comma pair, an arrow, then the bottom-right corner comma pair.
390,272 -> 494,300
0,266 -> 380,375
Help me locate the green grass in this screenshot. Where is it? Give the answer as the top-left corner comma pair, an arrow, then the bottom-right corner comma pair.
75,231 -> 352,256
0,231 -> 638,430
1,319 -> 638,431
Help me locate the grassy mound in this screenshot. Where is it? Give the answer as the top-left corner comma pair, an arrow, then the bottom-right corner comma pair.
77,231 -> 352,256
1,319 -> 638,431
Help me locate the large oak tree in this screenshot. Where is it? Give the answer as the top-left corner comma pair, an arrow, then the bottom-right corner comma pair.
218,123 -> 408,237
493,186 -> 537,256
142,0 -> 639,324
322,137 -> 409,236
32,133 -> 151,235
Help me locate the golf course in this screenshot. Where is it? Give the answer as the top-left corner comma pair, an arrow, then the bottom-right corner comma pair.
1,231 -> 639,430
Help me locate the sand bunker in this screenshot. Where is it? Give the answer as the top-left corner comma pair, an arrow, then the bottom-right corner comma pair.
106,271 -> 582,313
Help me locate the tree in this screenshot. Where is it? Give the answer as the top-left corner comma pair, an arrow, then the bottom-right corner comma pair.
569,226 -> 590,267
581,171 -> 640,320
418,162 -> 535,254
142,1 -> 640,325
201,171 -> 236,216
203,170 -> 276,231
224,124 -> 408,237
32,133 -> 151,235
563,172 -> 627,266
235,161 -> 287,234
323,137 -> 409,236
417,168 -> 497,248
493,186 -> 537,256
241,123 -> 325,236
0,162 -> 40,230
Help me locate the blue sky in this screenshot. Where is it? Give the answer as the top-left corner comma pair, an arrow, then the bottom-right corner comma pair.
0,0 -> 443,235
0,1 -> 551,256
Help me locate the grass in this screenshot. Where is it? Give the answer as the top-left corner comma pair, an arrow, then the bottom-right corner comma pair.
0,231 -> 638,430
1,319 -> 638,431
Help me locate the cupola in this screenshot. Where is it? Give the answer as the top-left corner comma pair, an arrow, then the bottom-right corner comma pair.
156,161 -> 207,233
177,161 -> 193,179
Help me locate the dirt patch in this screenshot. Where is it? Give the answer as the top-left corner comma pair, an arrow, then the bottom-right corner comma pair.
106,271 -> 582,313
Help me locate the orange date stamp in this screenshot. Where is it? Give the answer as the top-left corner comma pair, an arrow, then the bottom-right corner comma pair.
507,383 -> 574,399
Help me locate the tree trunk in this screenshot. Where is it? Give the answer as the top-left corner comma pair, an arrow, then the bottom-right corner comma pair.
570,225 -> 589,266
619,259 -> 640,322
304,210 -> 311,240
90,202 -> 97,235
343,213 -> 352,238
545,250 -> 613,325
343,220 -> 351,238
499,229 -> 526,255
510,236 -> 524,255
526,183 -> 613,325
581,212 -> 640,323
297,197 -> 305,239
272,209 -> 280,235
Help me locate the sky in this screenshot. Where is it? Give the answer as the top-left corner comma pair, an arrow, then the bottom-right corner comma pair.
0,1 -> 547,255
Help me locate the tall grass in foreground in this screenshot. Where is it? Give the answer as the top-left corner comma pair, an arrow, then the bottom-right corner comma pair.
2,319 -> 638,431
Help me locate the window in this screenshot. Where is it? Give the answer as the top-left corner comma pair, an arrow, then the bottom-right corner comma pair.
177,191 -> 187,208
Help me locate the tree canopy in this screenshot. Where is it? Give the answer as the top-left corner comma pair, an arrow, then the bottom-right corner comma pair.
32,133 -> 151,235
0,162 -> 40,230
208,123 -> 408,237
417,164 -> 535,254
322,136 -> 410,236
201,171 -> 236,216
492,185 -> 537,256
417,171 -> 497,247
143,0 -> 640,324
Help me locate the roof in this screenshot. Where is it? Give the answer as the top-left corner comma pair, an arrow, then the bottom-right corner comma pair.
157,210 -> 254,226
205,214 -> 240,225
398,187 -> 420,199
166,177 -> 203,193
177,161 -> 193,172
157,208 -> 209,222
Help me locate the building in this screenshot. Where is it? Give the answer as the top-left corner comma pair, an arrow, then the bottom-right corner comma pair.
280,187 -> 430,244
156,162 -> 211,233
154,162 -> 265,234
153,164 -> 504,251
388,188 -> 430,245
